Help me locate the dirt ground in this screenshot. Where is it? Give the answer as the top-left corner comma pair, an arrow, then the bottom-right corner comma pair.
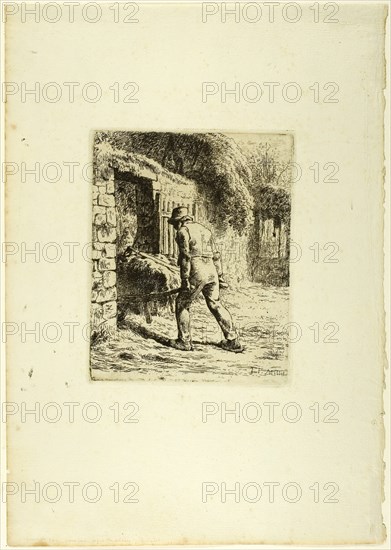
90,283 -> 289,383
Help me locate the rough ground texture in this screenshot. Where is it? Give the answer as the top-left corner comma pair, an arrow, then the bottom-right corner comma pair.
90,283 -> 289,383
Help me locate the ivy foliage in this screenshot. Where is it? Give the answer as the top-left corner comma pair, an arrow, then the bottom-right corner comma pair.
246,143 -> 291,225
255,185 -> 291,225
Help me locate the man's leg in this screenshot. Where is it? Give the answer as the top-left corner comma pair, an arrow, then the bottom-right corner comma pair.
212,257 -> 229,289
202,281 -> 236,340
175,290 -> 193,345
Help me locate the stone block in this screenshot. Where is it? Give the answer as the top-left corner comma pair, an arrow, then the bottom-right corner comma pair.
97,226 -> 116,243
98,194 -> 114,207
93,206 -> 105,216
92,249 -> 102,260
107,181 -> 115,193
92,187 -> 99,200
94,242 -> 105,251
105,244 -> 116,258
106,207 -> 116,226
104,317 -> 117,329
91,303 -> 104,326
91,302 -> 103,313
92,271 -> 102,281
103,300 -> 117,319
95,287 -> 117,303
98,258 -> 116,271
95,213 -> 106,226
103,270 -> 116,288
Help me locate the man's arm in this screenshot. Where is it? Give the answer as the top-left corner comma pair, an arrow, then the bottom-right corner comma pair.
176,227 -> 191,284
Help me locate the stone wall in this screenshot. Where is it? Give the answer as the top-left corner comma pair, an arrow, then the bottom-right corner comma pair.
91,168 -> 118,333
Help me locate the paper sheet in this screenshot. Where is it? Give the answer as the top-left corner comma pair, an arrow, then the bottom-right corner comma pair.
2,1 -> 389,545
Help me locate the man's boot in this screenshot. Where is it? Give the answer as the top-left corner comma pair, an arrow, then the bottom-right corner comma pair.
169,339 -> 193,351
218,276 -> 229,289
219,337 -> 244,353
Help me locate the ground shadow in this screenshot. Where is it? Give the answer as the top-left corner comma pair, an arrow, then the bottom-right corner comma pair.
119,318 -> 172,347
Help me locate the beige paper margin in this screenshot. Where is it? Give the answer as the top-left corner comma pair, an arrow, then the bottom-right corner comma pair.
1,3 -> 390,548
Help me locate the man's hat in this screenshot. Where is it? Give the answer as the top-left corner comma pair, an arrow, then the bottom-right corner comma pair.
168,206 -> 193,225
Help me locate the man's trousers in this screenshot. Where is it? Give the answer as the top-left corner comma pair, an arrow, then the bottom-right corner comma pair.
175,257 -> 236,343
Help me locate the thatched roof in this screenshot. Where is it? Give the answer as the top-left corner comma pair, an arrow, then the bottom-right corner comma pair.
95,131 -> 254,234
94,139 -> 196,188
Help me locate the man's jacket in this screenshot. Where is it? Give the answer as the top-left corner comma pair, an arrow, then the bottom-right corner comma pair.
175,222 -> 221,280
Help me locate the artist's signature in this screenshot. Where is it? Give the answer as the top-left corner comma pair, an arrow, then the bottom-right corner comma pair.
251,367 -> 288,376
